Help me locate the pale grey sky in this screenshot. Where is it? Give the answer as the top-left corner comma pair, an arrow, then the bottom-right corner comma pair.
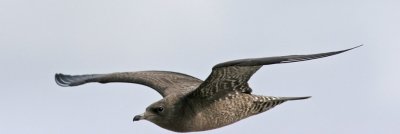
0,0 -> 399,133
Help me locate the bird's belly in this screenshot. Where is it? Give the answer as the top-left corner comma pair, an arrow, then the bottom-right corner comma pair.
192,94 -> 257,131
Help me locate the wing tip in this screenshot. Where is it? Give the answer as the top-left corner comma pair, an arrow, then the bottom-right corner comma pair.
55,73 -> 73,87
323,44 -> 363,58
339,44 -> 363,53
212,45 -> 363,69
324,44 -> 363,56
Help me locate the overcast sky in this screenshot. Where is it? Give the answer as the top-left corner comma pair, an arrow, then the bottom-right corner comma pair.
1,0 -> 399,134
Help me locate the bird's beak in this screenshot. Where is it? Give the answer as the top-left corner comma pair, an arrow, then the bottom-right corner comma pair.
133,113 -> 144,122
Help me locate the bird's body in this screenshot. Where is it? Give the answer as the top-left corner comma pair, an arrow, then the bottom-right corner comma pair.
55,46 -> 361,132
186,93 -> 306,132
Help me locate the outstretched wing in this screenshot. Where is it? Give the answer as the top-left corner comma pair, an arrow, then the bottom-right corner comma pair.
189,45 -> 362,99
55,71 -> 203,97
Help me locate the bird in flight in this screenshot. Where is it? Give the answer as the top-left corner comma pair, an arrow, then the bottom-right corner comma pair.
55,46 -> 361,132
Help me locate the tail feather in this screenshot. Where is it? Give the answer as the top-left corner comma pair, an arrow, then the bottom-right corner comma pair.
279,96 -> 311,101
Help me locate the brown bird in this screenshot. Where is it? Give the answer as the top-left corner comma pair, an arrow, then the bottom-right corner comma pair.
55,46 -> 361,132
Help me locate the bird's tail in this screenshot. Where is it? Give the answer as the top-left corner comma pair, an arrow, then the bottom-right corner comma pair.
278,96 -> 311,101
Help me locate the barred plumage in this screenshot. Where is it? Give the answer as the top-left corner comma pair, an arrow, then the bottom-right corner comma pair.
55,46 -> 361,132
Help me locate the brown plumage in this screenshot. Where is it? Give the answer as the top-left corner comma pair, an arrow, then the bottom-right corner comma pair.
55,45 -> 361,132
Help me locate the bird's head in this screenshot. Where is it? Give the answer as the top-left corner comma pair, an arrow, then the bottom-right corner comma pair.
133,94 -> 188,132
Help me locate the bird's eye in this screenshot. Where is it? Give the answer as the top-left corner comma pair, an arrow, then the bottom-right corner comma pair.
156,106 -> 164,113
